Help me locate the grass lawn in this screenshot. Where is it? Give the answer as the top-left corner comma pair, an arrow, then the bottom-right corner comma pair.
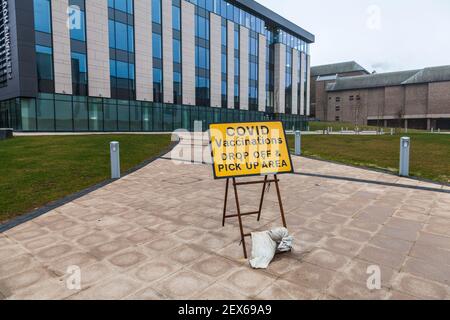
288,133 -> 450,185
0,134 -> 172,223
308,121 -> 426,133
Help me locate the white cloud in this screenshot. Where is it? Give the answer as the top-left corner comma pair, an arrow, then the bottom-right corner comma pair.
256,0 -> 450,72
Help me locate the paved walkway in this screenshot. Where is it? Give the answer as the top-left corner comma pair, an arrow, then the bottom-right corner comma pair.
1,140 -> 450,300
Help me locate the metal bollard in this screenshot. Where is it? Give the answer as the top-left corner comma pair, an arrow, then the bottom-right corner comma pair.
391,128 -> 394,136
399,137 -> 410,177
110,141 -> 121,179
295,130 -> 302,156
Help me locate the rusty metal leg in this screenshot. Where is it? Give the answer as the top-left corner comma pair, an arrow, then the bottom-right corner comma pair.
222,178 -> 230,227
274,175 -> 287,228
257,175 -> 268,221
232,178 -> 248,259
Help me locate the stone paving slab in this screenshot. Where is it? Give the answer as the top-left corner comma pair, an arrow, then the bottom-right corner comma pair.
1,141 -> 450,300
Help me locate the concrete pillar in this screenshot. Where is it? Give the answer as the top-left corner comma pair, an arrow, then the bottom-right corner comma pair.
427,118 -> 431,131
86,0 -> 111,98
274,43 -> 286,114
306,54 -> 311,116
210,13 -> 222,108
135,0 -> 153,101
299,52 -> 306,115
227,21 -> 235,109
162,0 -> 173,103
404,119 -> 408,131
291,49 -> 299,115
239,26 -> 249,110
51,0 -> 72,94
258,33 -> 266,112
181,1 -> 195,105
384,119 -> 388,128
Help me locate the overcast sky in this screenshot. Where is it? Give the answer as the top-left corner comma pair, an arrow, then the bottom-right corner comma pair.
257,0 -> 450,73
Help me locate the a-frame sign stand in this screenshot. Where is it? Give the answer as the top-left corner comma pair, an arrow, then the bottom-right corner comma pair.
222,174 -> 288,259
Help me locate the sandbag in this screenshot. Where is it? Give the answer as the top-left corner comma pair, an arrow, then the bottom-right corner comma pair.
249,227 -> 293,269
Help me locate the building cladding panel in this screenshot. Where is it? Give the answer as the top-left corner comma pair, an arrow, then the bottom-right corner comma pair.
306,54 -> 311,116
135,0 -> 153,101
291,49 -> 299,115
181,0 -> 195,105
257,33 -> 266,112
226,20 -> 235,109
86,0 -> 111,98
51,0 -> 72,95
162,0 -> 173,103
274,43 -> 286,114
299,52 -> 306,115
210,13 -> 222,108
239,25 -> 249,110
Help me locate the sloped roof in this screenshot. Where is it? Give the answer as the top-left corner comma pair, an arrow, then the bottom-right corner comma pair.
327,70 -> 420,92
402,65 -> 450,85
311,61 -> 369,77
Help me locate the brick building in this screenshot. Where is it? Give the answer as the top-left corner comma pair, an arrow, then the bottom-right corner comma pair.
326,66 -> 450,130
310,61 -> 369,119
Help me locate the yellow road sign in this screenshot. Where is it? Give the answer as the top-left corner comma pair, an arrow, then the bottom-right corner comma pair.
209,121 -> 293,179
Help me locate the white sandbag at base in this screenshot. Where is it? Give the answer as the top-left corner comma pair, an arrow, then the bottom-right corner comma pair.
249,227 -> 293,269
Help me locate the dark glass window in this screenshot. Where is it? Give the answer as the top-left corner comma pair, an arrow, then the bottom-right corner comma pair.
36,46 -> 54,93
153,68 -> 163,102
71,52 -> 88,95
173,72 -> 182,104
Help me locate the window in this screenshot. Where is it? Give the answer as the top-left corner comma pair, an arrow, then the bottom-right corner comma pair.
173,39 -> 181,63
356,95 -> 361,101
153,68 -> 163,102
109,1 -> 136,99
152,33 -> 162,59
350,95 -> 354,101
36,45 -> 53,80
71,52 -> 88,95
335,97 -> 341,102
69,10 -> 86,41
36,45 -> 54,92
172,5 -> 181,30
173,71 -> 182,104
34,0 -> 52,33
335,106 -> 340,112
335,116 -> 340,121
152,0 -> 161,24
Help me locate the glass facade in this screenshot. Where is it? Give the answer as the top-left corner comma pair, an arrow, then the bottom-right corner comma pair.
0,95 -> 307,132
152,0 -> 163,103
69,0 -> 88,96
233,25 -> 240,109
221,18 -> 227,108
195,6 -> 210,107
248,30 -> 258,111
173,0 -> 182,104
285,46 -> 292,114
108,0 -> 136,100
34,0 -> 54,93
